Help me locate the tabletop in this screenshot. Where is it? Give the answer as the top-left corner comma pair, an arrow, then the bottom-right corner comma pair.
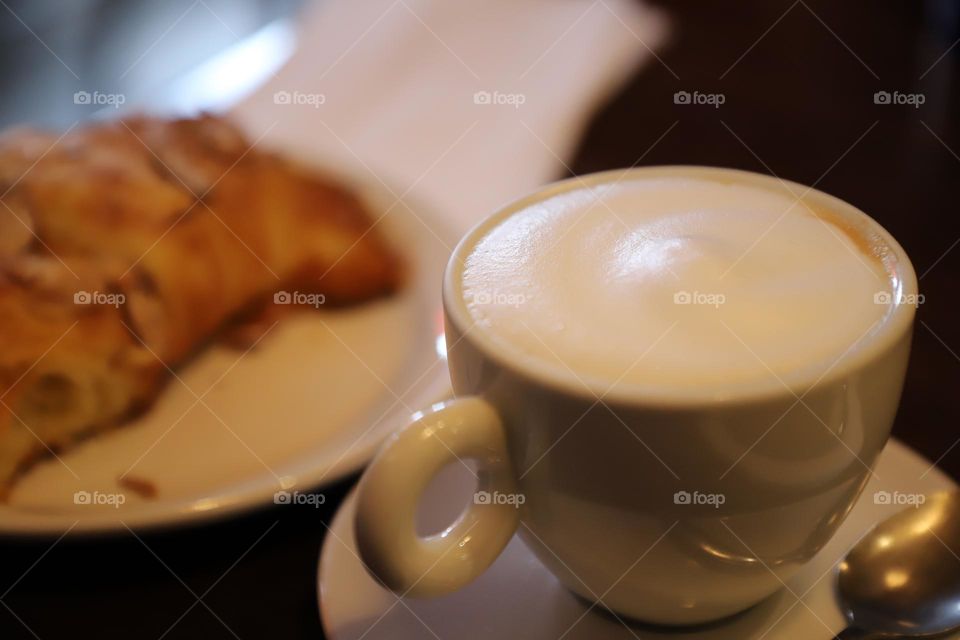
0,0 -> 958,638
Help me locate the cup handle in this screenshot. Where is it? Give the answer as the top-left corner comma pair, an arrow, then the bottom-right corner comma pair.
354,397 -> 520,596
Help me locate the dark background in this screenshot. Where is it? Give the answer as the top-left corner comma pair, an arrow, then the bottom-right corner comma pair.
0,0 -> 958,637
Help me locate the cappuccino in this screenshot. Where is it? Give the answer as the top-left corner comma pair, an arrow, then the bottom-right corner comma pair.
460,169 -> 899,391
359,166 -> 918,625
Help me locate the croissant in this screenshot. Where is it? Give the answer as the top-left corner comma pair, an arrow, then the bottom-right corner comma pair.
0,115 -> 402,492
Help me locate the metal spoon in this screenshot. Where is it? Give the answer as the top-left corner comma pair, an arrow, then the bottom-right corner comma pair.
834,490 -> 960,639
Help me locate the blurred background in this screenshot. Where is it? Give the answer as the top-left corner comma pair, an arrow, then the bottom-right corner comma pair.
0,0 -> 302,126
0,0 -> 958,638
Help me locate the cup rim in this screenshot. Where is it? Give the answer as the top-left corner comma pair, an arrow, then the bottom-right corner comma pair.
442,165 -> 918,408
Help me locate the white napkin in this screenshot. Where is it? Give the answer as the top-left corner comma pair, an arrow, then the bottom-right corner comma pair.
232,0 -> 668,234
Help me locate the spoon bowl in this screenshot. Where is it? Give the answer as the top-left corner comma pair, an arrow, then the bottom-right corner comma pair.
837,491 -> 960,637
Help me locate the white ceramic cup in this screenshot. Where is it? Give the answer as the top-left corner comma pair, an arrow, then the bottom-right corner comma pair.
353,166 -> 918,625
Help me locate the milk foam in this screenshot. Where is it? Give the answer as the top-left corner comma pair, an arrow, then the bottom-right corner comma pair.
461,175 -> 895,389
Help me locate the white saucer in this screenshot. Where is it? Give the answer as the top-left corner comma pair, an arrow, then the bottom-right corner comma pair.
0,160 -> 455,535
318,439 -> 958,639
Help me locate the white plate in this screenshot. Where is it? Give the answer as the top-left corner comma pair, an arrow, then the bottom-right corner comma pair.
318,439 -> 958,640
0,161 -> 455,534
